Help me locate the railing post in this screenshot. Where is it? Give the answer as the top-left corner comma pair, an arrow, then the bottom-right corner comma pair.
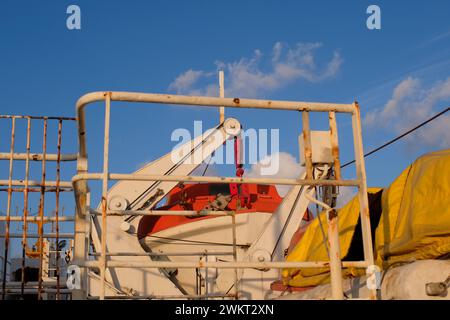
21,117 -> 31,297
219,70 -> 225,124
55,120 -> 63,300
328,111 -> 341,180
37,118 -> 48,300
327,208 -> 344,299
100,92 -> 112,300
351,102 -> 377,300
302,111 -> 313,179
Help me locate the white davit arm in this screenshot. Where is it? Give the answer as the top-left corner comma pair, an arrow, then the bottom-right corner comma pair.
235,165 -> 331,299
88,118 -> 242,297
105,117 -> 242,213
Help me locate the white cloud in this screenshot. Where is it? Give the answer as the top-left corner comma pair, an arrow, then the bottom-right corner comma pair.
335,187 -> 357,208
245,152 -> 357,204
190,160 -> 219,176
245,152 -> 304,196
168,69 -> 216,96
168,69 -> 204,92
364,76 -> 450,148
420,29 -> 450,47
168,42 -> 342,98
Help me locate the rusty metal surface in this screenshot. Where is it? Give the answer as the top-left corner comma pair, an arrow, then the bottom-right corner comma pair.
37,118 -> 48,299
301,111 -> 313,179
0,115 -> 76,121
20,117 -> 31,297
328,111 -> 341,180
0,115 -> 77,300
55,119 -> 63,299
0,152 -> 77,161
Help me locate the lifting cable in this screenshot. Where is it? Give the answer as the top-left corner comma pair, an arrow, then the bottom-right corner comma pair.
341,107 -> 449,168
147,234 -> 250,247
201,151 -> 214,176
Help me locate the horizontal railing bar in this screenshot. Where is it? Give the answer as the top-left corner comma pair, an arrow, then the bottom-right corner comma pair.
0,216 -> 74,222
77,92 -> 355,114
0,289 -> 72,294
0,115 -> 76,121
0,180 -> 72,188
0,187 -> 73,192
90,251 -> 234,257
91,209 -> 233,217
0,152 -> 77,162
11,255 -> 67,260
0,233 -> 74,239
87,294 -> 235,300
75,91 -> 357,173
4,281 -> 64,287
73,173 -> 359,187
75,260 -> 368,269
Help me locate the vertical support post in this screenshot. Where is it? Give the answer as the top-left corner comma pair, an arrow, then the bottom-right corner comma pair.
204,251 -> 209,298
231,213 -> 238,299
328,111 -> 341,180
327,208 -> 344,300
219,70 -> 225,124
100,93 -> 111,300
55,120 -> 63,300
305,192 -> 344,300
37,118 -> 48,300
351,102 -> 376,300
76,108 -> 90,300
2,118 -> 15,300
21,117 -> 31,297
72,199 -> 89,300
72,163 -> 89,299
302,111 -> 313,179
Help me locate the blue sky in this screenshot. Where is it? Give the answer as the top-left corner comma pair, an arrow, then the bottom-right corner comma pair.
1,1 -> 450,254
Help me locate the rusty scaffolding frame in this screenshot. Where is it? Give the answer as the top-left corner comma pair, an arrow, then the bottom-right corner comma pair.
0,115 -> 77,300
71,91 -> 376,300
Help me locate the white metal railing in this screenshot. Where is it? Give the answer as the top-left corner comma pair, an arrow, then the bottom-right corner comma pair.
71,90 -> 376,301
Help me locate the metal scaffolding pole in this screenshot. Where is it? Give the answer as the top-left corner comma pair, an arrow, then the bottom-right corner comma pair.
2,118 -> 15,300
351,102 -> 376,300
37,119 -> 48,300
20,117 -> 31,297
54,119 -> 63,300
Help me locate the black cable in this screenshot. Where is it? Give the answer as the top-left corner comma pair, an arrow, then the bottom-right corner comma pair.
341,107 -> 450,168
201,151 -> 214,176
147,234 -> 250,247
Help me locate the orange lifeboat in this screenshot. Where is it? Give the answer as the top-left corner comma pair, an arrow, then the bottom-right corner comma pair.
137,183 -> 283,240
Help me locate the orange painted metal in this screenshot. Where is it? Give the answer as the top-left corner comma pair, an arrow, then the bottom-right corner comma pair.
137,183 -> 283,239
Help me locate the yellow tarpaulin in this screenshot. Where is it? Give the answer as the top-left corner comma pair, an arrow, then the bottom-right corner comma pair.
283,149 -> 450,288
282,188 -> 382,287
375,149 -> 450,268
